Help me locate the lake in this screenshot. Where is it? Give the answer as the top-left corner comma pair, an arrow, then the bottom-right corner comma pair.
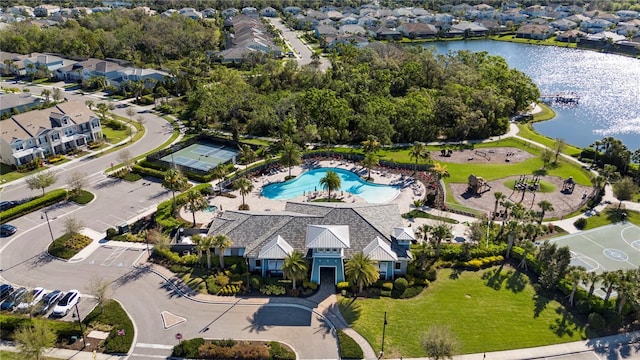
424,40 -> 640,150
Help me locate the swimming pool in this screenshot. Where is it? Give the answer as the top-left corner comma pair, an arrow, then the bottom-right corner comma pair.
262,168 -> 400,204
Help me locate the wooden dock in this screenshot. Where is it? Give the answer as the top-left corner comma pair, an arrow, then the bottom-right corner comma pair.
539,93 -> 581,104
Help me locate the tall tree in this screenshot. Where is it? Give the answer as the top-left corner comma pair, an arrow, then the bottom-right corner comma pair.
567,267 -> 586,306
540,148 -> 554,169
362,152 -> 379,180
319,169 -> 341,200
200,235 -> 215,269
518,240 -> 536,270
280,141 -> 302,178
184,189 -> 208,227
409,141 -> 430,174
493,192 -> 505,217
212,165 -> 229,195
554,138 -> 566,164
431,162 -> 450,181
612,177 -> 638,209
430,223 -> 453,258
162,168 -> 187,214
212,234 -> 232,270
361,135 -> 381,154
420,324 -> 460,360
537,200 -> 554,224
25,171 -> 57,196
321,126 -> 339,156
345,252 -> 380,295
282,251 -> 308,290
66,171 -> 87,198
15,321 -> 56,360
238,144 -> 257,169
234,177 -> 254,209
87,276 -> 111,314
601,271 -> 619,303
582,271 -> 601,299
63,216 -> 84,235
191,234 -> 206,264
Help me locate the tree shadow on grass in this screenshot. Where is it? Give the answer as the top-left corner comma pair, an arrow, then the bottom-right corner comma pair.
449,268 -> 463,280
337,297 -> 362,326
505,270 -> 527,293
533,293 -> 551,318
481,265 -> 509,290
549,307 -> 583,338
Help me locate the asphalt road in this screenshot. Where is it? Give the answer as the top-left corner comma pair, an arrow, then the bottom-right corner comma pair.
267,18 -> 330,71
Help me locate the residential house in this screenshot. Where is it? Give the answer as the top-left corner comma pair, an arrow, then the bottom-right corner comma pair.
202,8 -> 216,18
499,8 -> 528,24
550,18 -> 578,31
580,18 -> 613,33
221,8 -> 239,18
515,24 -> 554,40
34,5 -> 60,17
241,7 -> 258,18
566,14 -> 590,24
339,24 -> 367,36
283,6 -> 302,16
260,7 -> 277,17
450,21 -> 489,37
358,15 -> 379,27
117,68 -> 168,87
295,15 -> 320,30
0,52 -> 28,76
0,101 -> 102,166
0,93 -> 43,117
616,10 -> 639,20
397,23 -> 438,39
325,10 -> 344,20
315,24 -> 338,38
585,31 -> 626,42
7,6 -> 34,17
324,35 -> 369,49
521,5 -> 546,18
55,58 -> 123,84
373,25 -> 402,40
178,8 -> 202,19
23,54 -> 70,77
595,13 -> 621,25
339,15 -> 359,25
199,202 -> 413,284
216,15 -> 281,63
556,29 -> 586,42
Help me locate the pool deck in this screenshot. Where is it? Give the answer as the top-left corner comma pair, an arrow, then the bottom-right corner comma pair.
178,159 -> 474,239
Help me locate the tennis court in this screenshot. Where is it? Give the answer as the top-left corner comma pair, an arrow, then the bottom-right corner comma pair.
550,223 -> 640,275
161,142 -> 238,172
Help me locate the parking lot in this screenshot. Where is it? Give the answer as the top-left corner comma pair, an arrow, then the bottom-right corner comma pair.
83,244 -> 147,268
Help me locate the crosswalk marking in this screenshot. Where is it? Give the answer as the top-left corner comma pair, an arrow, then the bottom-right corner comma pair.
135,343 -> 174,349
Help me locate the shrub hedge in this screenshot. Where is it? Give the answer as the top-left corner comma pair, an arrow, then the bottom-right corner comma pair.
338,330 -> 364,359
0,315 -> 80,342
172,338 -> 295,359
0,189 -> 67,223
69,190 -> 94,205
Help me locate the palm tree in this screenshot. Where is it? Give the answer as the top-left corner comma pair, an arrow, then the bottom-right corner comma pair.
361,152 -> 379,180
601,271 -> 619,302
212,165 -> 229,195
162,169 -> 188,214
591,140 -> 601,166
41,89 -> 51,102
282,251 -> 308,290
319,170 -> 341,200
430,223 -> 452,258
361,135 -> 381,154
280,141 -> 302,178
321,126 -> 339,156
184,189 -> 208,227
583,271 -> 601,298
613,269 -> 639,314
201,235 -> 214,269
191,234 -> 206,265
408,141 -> 430,174
431,162 -> 450,181
212,234 -> 232,270
345,253 -> 380,295
238,144 -> 257,169
493,192 -> 505,217
567,267 -> 586,306
234,177 -> 254,209
416,224 -> 432,243
505,220 -> 520,259
84,99 -> 94,110
518,240 -> 536,270
537,200 -> 554,224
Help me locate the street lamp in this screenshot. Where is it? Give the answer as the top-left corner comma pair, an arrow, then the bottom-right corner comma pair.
74,303 -> 87,348
380,312 -> 388,359
41,210 -> 55,243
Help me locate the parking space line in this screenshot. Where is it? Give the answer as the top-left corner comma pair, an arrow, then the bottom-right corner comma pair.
101,247 -> 127,266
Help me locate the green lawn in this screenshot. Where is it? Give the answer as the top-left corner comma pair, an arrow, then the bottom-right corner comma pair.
583,208 -> 640,229
517,123 -> 582,158
340,267 -> 586,358
102,125 -> 129,144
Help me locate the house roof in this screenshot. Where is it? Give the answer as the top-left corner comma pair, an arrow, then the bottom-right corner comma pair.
363,236 -> 398,261
258,235 -> 294,259
393,227 -> 415,241
306,225 -> 350,248
0,93 -> 41,111
208,202 -> 405,259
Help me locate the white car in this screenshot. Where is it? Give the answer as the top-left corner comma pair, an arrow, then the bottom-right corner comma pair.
16,287 -> 46,311
52,289 -> 80,317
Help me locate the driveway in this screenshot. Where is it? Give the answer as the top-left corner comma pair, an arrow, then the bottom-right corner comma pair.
266,18 -> 330,71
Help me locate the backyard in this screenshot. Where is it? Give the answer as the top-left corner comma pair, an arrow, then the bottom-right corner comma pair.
340,267 -> 586,358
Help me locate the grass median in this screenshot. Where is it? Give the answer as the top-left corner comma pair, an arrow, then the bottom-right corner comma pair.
340,267 -> 586,357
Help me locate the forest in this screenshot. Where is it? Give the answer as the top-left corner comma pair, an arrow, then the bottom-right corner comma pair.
179,44 -> 539,144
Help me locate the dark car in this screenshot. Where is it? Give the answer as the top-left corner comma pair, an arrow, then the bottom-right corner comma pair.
0,224 -> 17,237
1,287 -> 27,311
0,284 -> 14,300
0,201 -> 19,212
36,290 -> 63,315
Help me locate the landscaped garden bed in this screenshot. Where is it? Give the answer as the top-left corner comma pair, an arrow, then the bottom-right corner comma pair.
172,338 -> 295,359
69,190 -> 94,205
48,232 -> 92,259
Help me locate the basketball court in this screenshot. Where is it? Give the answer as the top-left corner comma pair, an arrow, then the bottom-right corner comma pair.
549,223 -> 640,274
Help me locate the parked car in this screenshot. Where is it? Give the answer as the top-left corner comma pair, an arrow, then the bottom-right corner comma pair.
36,290 -> 63,315
1,287 -> 27,311
16,287 -> 46,311
52,289 -> 80,316
0,284 -> 14,300
0,224 -> 17,237
0,201 -> 19,211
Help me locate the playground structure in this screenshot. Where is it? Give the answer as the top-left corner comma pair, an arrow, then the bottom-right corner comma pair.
468,174 -> 491,195
474,150 -> 491,161
440,149 -> 453,157
562,177 -> 576,194
511,174 -> 541,203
